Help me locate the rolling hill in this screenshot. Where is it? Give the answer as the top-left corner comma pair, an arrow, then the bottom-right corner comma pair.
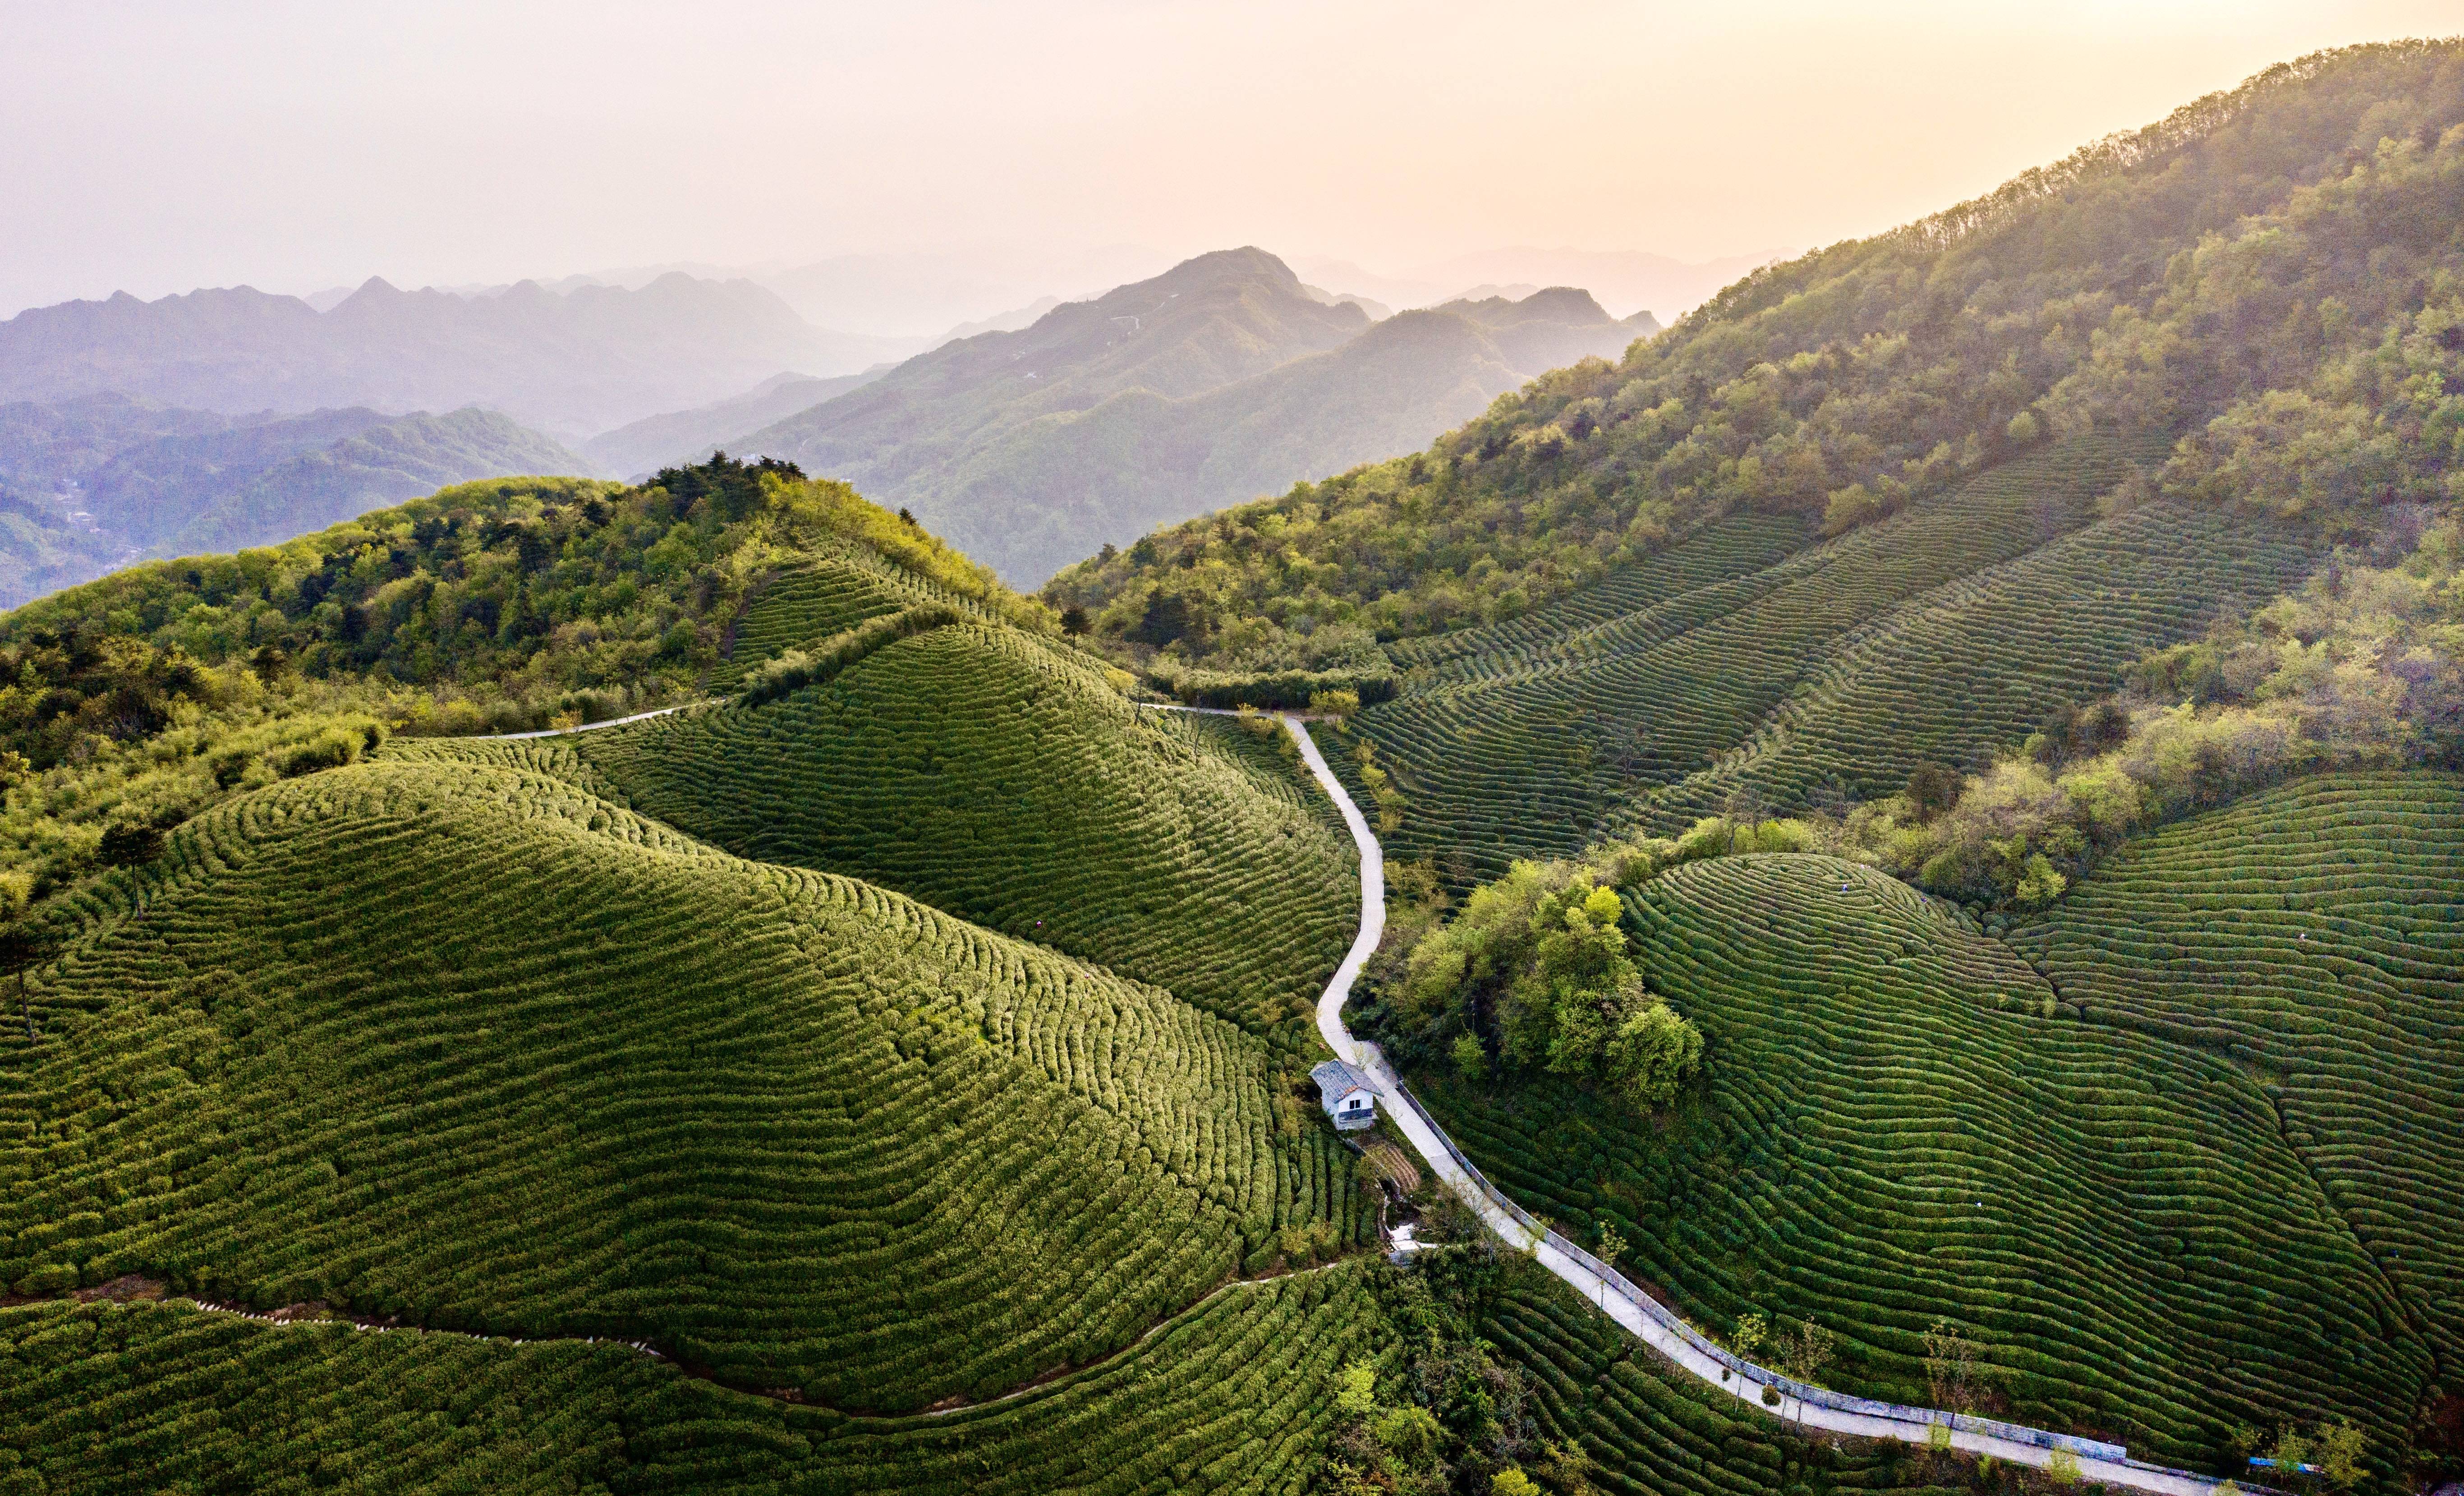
1,39 -> 2463,1496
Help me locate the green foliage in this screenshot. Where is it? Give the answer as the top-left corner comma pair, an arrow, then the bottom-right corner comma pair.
469,622 -> 1358,1035
1315,1251 -> 1545,1496
1053,41 -> 2464,667
0,453 -> 1048,737
2010,773 -> 2464,1387
1313,437 -> 2314,883
0,1265 -> 1381,1494
0,759 -> 1369,1412
1411,849 -> 2438,1466
1843,511 -> 2464,904
1392,857 -> 1703,1109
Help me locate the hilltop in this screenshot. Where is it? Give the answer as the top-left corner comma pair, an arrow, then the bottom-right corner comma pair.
717,249 -> 1652,581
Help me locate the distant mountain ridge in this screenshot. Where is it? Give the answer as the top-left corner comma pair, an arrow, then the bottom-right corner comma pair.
0,272 -> 883,439
0,392 -> 588,606
722,248 -> 1655,581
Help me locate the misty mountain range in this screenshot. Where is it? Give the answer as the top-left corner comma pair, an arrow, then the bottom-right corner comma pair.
719,250 -> 1658,580
0,394 -> 585,608
0,242 -> 1673,601
0,274 -> 865,441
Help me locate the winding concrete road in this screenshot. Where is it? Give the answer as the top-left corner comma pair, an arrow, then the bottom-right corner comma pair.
1273,710 -> 2239,1496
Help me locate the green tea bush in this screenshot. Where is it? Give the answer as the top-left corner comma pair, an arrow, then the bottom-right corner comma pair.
486,622 -> 1358,1035
2009,772 -> 2464,1377
1328,439 -> 2315,881
1411,852 -> 2432,1467
0,759 -> 1362,1413
0,1265 -> 1381,1494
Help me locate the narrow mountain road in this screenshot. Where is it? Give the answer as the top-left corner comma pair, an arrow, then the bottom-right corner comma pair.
1272,710 -> 2240,1496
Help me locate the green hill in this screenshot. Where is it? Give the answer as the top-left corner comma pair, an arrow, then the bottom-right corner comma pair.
1052,41 -> 2464,677
0,1262 -> 1376,1494
418,619 -> 1360,1036
1329,436 -> 2317,877
2009,773 -> 2464,1375
0,757 -> 1368,1413
1409,843 -> 2438,1468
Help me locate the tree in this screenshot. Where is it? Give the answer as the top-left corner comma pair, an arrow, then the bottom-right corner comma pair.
1450,1031 -> 1488,1082
1606,1001 -> 1704,1107
1721,785 -> 1768,849
100,821 -> 165,867
1906,762 -> 1963,819
0,902 -> 43,1044
1921,1316 -> 1990,1413
1492,1468 -> 1542,1496
2316,1420 -> 2365,1489
1059,604 -> 1089,635
1780,1318 -> 1836,1428
1732,1312 -> 1769,1366
1335,1358 -> 1377,1417
2269,1424 -> 2312,1476
1593,1220 -> 1627,1309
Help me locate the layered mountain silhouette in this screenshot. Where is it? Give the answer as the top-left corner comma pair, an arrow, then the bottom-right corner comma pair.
717,248 -> 1656,581
0,392 -> 585,606
0,273 -> 873,439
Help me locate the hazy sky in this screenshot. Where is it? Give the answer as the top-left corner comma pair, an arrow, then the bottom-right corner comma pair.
5,0 -> 2459,320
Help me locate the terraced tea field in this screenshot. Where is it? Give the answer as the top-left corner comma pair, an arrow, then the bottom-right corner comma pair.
0,759 -> 1366,1413
2009,772 -> 2464,1371
1413,852 -> 2431,1466
713,545 -> 1002,689
0,1263 -> 1378,1494
462,620 -> 1359,1035
1485,1268 -> 1962,1496
1340,439 -> 2313,876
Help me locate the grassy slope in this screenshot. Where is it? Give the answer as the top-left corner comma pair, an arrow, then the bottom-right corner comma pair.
1413,847 -> 2432,1468
2009,772 -> 2464,1375
0,758 -> 1370,1414
0,1263 -> 1376,1495
1340,438 -> 2314,877
533,615 -> 1357,1037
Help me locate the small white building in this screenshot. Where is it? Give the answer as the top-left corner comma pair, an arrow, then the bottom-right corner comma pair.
1311,1059 -> 1377,1132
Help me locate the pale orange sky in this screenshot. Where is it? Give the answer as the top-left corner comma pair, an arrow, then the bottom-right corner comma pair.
5,0 -> 2460,321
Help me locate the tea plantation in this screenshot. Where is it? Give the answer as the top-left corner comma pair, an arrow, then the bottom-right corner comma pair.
496,620 -> 1359,1036
1339,439 -> 2314,876
0,758 -> 1370,1414
2009,772 -> 2464,1376
0,1263 -> 1379,1494
1412,850 -> 2434,1468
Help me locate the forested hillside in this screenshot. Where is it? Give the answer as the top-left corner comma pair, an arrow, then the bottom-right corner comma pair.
1053,41 -> 2464,672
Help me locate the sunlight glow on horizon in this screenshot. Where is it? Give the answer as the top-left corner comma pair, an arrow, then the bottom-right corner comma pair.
3,0 -> 2459,323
